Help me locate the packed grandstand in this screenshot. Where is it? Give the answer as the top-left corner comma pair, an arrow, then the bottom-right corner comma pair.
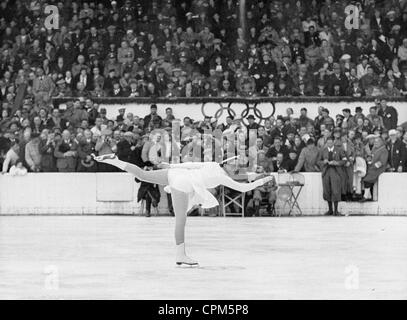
1,0 -> 407,214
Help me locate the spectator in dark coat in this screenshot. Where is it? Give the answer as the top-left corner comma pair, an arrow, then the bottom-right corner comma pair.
77,129 -> 97,172
387,129 -> 406,172
318,136 -> 346,215
117,132 -> 136,164
361,137 -> 388,202
378,99 -> 398,130
54,130 -> 78,172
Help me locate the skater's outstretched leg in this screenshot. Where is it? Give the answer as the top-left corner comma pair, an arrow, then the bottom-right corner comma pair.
93,154 -> 169,186
215,174 -> 274,193
171,189 -> 198,266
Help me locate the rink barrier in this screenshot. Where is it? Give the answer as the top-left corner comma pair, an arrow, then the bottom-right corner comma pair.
0,172 -> 404,215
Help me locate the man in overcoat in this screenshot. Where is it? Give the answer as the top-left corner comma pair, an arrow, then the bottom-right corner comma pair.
318,136 -> 346,215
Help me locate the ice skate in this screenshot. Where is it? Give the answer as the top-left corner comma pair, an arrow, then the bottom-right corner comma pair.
92,153 -> 117,162
176,243 -> 198,266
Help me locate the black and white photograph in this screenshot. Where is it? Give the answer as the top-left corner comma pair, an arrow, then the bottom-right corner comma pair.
0,0 -> 407,306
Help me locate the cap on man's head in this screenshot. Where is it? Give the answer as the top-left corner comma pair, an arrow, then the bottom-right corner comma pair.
247,115 -> 255,120
355,106 -> 363,113
124,131 -> 134,138
389,129 -> 398,136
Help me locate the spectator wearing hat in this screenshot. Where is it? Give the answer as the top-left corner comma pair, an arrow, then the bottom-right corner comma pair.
176,51 -> 193,76
246,115 -> 260,131
335,114 -> 345,128
53,78 -> 72,98
378,99 -> 398,130
339,128 -> 357,200
95,128 -> 118,172
361,136 -> 388,202
116,108 -> 126,123
54,129 -> 78,172
77,129 -> 97,172
318,135 -> 346,215
39,130 -> 57,172
387,129 -> 406,173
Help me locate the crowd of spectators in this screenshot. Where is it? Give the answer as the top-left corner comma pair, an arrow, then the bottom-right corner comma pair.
1,98 -> 406,207
1,0 -> 407,104
2,0 -> 407,214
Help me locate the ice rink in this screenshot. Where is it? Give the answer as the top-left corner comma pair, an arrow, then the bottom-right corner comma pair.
1,216 -> 406,300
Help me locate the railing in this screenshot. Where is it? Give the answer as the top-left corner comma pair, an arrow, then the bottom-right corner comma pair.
52,96 -> 407,105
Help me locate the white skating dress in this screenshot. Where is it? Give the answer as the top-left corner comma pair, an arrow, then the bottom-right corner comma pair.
164,162 -> 227,212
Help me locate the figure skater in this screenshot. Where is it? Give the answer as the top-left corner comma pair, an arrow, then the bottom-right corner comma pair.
93,154 -> 274,266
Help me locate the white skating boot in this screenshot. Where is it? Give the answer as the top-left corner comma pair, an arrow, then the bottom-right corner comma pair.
176,243 -> 198,266
92,153 -> 117,162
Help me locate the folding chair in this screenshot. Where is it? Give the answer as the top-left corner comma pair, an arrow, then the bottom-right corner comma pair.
276,172 -> 305,216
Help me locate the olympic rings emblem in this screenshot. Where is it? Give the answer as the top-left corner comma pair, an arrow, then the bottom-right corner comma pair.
201,101 -> 276,125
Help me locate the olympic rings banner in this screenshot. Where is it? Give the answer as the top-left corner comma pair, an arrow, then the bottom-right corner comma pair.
53,98 -> 407,126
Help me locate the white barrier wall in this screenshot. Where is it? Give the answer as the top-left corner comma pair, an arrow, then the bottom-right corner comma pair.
0,173 -> 405,216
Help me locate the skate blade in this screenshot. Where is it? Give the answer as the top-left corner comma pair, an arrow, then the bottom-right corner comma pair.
176,262 -> 199,267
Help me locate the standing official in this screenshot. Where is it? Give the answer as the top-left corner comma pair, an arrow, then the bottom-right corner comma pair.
387,129 -> 405,172
318,136 -> 346,215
